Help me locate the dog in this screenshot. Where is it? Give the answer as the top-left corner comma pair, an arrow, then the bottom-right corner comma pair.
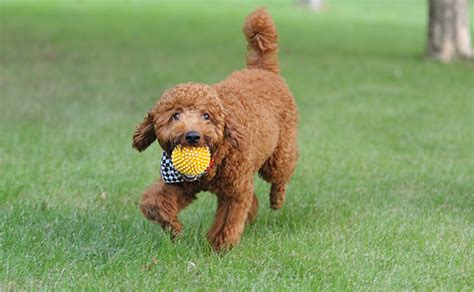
132,8 -> 298,251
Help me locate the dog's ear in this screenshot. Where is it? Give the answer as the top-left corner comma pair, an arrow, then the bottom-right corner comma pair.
224,115 -> 243,149
132,111 -> 156,152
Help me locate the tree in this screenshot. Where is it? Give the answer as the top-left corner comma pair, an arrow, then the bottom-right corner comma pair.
426,0 -> 473,62
298,0 -> 324,11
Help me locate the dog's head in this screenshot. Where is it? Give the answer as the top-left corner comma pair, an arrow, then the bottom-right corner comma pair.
132,83 -> 240,155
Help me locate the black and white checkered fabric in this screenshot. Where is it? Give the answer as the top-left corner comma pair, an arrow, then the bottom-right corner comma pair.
160,151 -> 204,183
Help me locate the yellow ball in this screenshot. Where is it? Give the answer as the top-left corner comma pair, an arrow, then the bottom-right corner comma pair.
171,146 -> 211,176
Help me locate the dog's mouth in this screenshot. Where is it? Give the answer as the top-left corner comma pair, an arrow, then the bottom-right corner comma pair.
166,135 -> 214,155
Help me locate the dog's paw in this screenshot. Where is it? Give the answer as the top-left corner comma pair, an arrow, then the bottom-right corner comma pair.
270,200 -> 283,210
165,223 -> 183,241
207,229 -> 240,252
140,203 -> 183,239
270,196 -> 284,210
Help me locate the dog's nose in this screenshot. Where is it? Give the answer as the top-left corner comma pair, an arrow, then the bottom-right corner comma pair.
185,131 -> 201,144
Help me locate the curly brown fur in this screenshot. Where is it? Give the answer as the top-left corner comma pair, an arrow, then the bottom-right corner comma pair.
132,8 -> 298,251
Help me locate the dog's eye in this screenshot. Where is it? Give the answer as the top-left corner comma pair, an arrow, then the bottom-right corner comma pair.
172,112 -> 180,121
202,113 -> 210,120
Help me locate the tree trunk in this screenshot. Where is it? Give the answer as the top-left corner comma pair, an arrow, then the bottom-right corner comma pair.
426,0 -> 473,62
298,0 -> 324,11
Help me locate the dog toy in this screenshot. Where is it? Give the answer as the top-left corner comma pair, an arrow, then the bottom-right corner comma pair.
171,146 -> 211,176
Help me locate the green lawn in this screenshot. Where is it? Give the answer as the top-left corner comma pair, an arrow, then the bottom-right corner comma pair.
1,0 -> 473,290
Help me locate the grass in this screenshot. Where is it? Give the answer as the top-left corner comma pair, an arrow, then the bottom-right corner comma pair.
1,0 -> 473,290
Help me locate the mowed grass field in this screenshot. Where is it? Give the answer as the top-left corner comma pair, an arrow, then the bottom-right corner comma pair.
1,0 -> 473,289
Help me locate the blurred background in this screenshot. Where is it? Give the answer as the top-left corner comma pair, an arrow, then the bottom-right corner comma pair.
0,0 -> 473,290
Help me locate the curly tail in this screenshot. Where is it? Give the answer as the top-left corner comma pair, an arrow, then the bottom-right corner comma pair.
242,8 -> 279,74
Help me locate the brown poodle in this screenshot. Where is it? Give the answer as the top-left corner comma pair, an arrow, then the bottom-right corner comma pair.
132,8 -> 298,251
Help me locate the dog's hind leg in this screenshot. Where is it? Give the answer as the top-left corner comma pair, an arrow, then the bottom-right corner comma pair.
246,193 -> 259,224
269,183 -> 286,210
259,130 -> 298,210
140,180 -> 197,239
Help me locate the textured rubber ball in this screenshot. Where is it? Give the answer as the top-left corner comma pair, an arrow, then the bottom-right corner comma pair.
171,146 -> 211,176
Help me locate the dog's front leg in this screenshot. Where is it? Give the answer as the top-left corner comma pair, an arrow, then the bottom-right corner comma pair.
207,178 -> 254,251
140,180 -> 196,239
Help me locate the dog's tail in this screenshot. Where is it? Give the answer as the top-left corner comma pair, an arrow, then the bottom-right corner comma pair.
243,8 -> 279,74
